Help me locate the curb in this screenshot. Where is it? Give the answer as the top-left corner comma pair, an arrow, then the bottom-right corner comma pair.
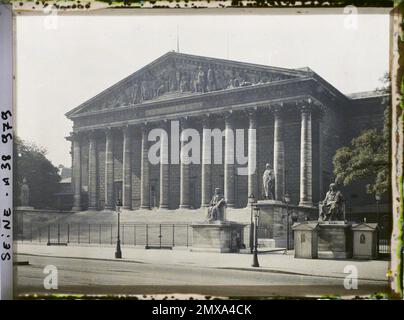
17,252 -> 387,283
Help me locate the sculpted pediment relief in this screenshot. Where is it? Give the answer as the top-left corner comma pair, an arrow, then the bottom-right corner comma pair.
69,52 -> 303,117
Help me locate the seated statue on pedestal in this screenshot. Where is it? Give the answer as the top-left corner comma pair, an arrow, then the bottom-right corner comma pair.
206,188 -> 227,222
319,183 -> 345,221
262,163 -> 275,200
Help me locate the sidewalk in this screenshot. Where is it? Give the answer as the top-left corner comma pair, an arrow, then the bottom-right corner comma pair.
15,242 -> 388,282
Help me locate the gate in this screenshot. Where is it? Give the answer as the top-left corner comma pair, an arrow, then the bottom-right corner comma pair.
378,214 -> 392,257
145,224 -> 174,249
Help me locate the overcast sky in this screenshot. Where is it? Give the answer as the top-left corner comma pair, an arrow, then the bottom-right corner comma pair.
15,9 -> 390,167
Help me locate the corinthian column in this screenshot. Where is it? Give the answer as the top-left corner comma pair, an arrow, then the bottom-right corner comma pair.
179,119 -> 190,209
247,110 -> 258,200
273,105 -> 285,201
88,131 -> 98,211
104,128 -> 114,210
201,117 -> 212,207
159,122 -> 170,209
140,125 -> 150,209
72,133 -> 82,212
122,126 -> 132,210
224,114 -> 235,208
299,104 -> 313,207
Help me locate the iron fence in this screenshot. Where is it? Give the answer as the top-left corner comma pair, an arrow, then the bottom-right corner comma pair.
17,223 -> 194,248
16,222 -> 277,250
17,219 -> 390,255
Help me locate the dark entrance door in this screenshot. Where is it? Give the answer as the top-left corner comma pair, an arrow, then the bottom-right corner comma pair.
190,178 -> 197,209
150,183 -> 157,209
114,181 -> 123,207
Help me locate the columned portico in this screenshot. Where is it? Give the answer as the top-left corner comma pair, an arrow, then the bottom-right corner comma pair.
72,134 -> 82,212
88,131 -> 97,210
66,52 -> 373,214
159,122 -> 170,209
180,119 -> 191,209
122,126 -> 132,209
299,104 -> 313,207
104,128 -> 114,210
272,105 -> 285,202
201,117 -> 212,207
224,114 -> 235,208
140,125 -> 150,209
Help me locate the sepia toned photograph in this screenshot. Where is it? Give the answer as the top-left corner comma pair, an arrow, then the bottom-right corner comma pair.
8,5 -> 397,299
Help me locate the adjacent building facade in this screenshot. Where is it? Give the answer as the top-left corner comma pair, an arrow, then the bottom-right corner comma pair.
65,52 -> 387,213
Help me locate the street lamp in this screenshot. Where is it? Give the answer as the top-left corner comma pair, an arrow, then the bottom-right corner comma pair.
248,193 -> 256,254
284,192 -> 291,252
252,205 -> 260,268
375,193 -> 381,224
115,198 -> 122,259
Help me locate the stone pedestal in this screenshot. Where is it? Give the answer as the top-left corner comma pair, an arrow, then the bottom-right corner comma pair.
256,200 -> 287,248
190,221 -> 245,253
292,222 -> 319,259
317,222 -> 353,259
352,223 -> 378,260
256,200 -> 316,248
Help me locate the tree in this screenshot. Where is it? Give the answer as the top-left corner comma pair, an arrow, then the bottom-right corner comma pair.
333,73 -> 390,196
13,137 -> 61,209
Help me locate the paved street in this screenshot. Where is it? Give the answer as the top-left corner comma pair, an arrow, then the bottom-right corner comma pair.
15,249 -> 389,298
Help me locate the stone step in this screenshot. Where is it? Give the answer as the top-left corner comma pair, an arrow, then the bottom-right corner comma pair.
257,238 -> 276,248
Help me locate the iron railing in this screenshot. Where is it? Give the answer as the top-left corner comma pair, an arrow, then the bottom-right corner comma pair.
17,223 -> 193,248
16,222 -> 277,250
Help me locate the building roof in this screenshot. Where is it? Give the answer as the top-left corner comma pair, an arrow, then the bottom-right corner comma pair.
65,51 -> 384,124
347,91 -> 389,100
65,51 -> 339,119
352,223 -> 379,230
292,222 -> 319,230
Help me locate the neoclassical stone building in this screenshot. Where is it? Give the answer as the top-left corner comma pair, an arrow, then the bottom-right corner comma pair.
66,52 -> 387,213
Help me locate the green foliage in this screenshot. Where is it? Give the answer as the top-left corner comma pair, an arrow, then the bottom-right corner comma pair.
333,129 -> 389,195
13,136 -> 61,209
333,74 -> 390,196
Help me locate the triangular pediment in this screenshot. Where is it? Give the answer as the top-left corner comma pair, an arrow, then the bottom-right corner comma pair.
66,51 -> 307,118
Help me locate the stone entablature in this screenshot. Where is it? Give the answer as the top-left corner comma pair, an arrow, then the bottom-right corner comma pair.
69,79 -> 330,132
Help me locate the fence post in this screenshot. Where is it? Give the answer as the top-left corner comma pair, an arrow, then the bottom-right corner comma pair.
39,227 -> 41,243
47,224 -> 50,245
99,224 -> 102,245
172,224 -> 175,247
159,224 -> 162,248
57,223 -> 60,244
122,225 -> 125,246
134,225 -> 136,246
110,224 -> 113,245
30,223 -> 33,242
186,224 -> 189,247
88,224 -> 91,244
146,224 -> 148,248
67,224 -> 70,243
21,214 -> 24,242
78,224 -> 80,244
